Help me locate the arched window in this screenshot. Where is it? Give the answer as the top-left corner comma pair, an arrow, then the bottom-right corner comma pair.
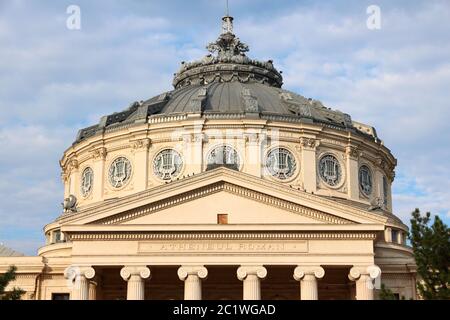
207,145 -> 240,171
319,154 -> 342,186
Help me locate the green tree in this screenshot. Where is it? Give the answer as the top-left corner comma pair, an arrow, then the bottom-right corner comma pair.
0,265 -> 25,300
409,208 -> 450,300
379,283 -> 397,300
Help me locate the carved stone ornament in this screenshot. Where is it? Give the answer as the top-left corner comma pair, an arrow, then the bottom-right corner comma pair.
346,146 -> 359,159
62,195 -> 77,213
173,15 -> 283,89
131,138 -> 151,150
300,137 -> 317,149
177,266 -> 208,281
92,147 -> 107,160
368,197 -> 384,211
293,266 -> 325,281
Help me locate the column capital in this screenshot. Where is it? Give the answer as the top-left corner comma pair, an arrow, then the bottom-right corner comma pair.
64,266 -> 96,281
293,266 -> 325,281
120,266 -> 151,281
300,137 -> 319,150
348,265 -> 381,281
237,265 -> 267,281
177,265 -> 208,281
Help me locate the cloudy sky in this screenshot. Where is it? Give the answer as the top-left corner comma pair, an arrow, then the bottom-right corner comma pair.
0,0 -> 449,255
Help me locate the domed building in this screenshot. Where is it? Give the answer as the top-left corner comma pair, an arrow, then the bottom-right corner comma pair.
0,15 -> 416,300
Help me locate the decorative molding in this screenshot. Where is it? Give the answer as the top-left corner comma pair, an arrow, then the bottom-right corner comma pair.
59,168 -> 388,226
300,137 -> 318,150
130,138 -> 151,151
91,147 -> 107,161
346,146 -> 360,160
66,231 -> 378,242
91,181 -> 352,225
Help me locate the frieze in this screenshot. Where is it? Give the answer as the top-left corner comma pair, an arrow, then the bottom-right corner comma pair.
138,240 -> 308,254
321,138 -> 346,147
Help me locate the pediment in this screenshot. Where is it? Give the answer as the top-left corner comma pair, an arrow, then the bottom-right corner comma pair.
61,168 -> 387,227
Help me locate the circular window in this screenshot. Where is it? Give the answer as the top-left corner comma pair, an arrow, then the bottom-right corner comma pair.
319,154 -> 342,186
206,145 -> 240,171
359,165 -> 373,196
153,149 -> 183,180
80,167 -> 94,197
266,148 -> 297,180
108,157 -> 132,188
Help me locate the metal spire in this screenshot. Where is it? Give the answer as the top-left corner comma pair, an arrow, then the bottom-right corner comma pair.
222,0 -> 234,34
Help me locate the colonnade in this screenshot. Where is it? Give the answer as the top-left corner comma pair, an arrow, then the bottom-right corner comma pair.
64,264 -> 381,300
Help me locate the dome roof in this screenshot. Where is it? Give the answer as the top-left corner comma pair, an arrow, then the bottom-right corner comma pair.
75,16 -> 377,144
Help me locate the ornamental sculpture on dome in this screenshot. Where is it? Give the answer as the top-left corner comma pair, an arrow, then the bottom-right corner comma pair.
172,15 -> 283,89
206,16 -> 249,59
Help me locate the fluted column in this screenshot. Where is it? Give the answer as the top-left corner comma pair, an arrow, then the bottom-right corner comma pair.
237,266 -> 267,300
120,266 -> 151,300
177,266 -> 208,300
348,265 -> 382,300
88,279 -> 97,300
64,266 -> 95,300
293,266 -> 325,300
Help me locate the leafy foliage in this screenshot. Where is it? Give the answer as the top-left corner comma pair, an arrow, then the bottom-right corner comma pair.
379,283 -> 397,300
0,265 -> 25,300
409,209 -> 450,300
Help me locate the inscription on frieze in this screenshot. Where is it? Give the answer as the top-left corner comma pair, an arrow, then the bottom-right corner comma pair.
138,240 -> 308,254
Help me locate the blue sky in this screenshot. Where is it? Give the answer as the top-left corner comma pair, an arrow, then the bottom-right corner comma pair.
0,0 -> 449,255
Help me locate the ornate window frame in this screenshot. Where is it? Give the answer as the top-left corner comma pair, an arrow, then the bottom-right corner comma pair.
152,147 -> 184,181
358,162 -> 374,198
80,166 -> 94,198
107,156 -> 133,190
204,143 -> 242,172
263,146 -> 299,182
317,151 -> 346,189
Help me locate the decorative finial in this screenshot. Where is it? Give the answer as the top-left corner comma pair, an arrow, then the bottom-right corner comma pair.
222,0 -> 233,34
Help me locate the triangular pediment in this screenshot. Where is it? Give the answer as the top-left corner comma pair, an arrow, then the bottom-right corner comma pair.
60,168 -> 387,227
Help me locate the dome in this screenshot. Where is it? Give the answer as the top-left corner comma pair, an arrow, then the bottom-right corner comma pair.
75,15 -> 377,144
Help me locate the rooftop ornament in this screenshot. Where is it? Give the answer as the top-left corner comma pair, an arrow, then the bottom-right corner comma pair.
172,13 -> 283,89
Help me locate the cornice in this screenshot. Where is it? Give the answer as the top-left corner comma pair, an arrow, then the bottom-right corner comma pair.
66,231 -> 378,242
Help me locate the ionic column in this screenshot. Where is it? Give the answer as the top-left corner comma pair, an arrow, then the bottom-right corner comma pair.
88,279 -> 97,300
293,266 -> 325,300
348,265 -> 382,300
64,266 -> 95,300
177,266 -> 208,300
237,266 -> 267,300
120,266 -> 151,300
